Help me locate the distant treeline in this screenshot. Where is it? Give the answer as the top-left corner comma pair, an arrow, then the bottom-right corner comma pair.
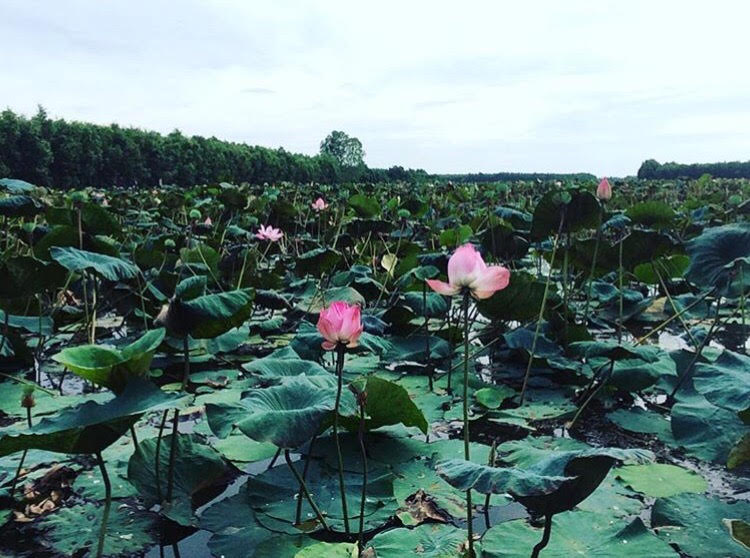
439,171 -> 597,183
0,108 -> 429,189
638,159 -> 750,179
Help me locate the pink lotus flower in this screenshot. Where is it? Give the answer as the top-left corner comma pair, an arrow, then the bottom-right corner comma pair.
204,217 -> 213,226
427,244 -> 510,300
255,224 -> 283,242
317,301 -> 364,350
596,177 -> 612,201
311,197 -> 328,211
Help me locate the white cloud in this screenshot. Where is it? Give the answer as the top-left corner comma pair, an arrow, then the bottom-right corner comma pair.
2,0 -> 749,175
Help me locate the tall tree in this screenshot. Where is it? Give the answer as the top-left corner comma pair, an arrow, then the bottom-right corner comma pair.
319,130 -> 365,167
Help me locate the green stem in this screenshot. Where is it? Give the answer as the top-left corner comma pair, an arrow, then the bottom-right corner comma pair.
295,435 -> 318,524
284,449 -> 330,531
462,290 -> 474,558
357,394 -> 368,553
483,440 -> 497,529
9,407 -> 32,498
531,514 -> 554,558
520,232 -> 561,405
95,452 -> 112,558
583,207 -> 603,319
618,237 -> 624,344
333,345 -> 350,534
181,336 -> 190,391
652,263 -> 698,347
166,410 -> 179,503
155,409 -> 167,503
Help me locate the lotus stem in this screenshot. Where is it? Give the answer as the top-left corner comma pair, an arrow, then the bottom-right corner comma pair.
618,237 -> 624,344
520,231 -> 561,405
284,449 -> 330,531
95,451 -> 112,558
582,206 -> 603,319
295,434 -> 318,524
652,262 -> 698,347
166,410 -> 179,503
10,407 -> 33,498
461,290 -> 475,558
155,409 -> 168,502
484,440 -> 497,529
530,514 -> 554,558
357,391 -> 368,553
567,359 -> 614,429
130,424 -> 139,451
181,335 -> 190,391
634,288 -> 714,345
741,265 -> 746,353
268,447 -> 282,470
333,344 -> 350,534
669,297 -> 723,401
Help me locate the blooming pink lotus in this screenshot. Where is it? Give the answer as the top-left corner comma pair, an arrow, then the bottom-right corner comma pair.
255,224 -> 283,242
317,301 -> 364,350
311,197 -> 328,211
427,244 -> 510,300
596,177 -> 612,201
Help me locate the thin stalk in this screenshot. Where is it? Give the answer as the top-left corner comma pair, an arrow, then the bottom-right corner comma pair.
295,435 -> 318,524
561,234 -> 570,348
95,452 -> 112,558
268,447 -> 282,470
652,263 -> 698,347
166,410 -> 179,503
530,514 -> 554,558
130,425 -> 139,451
155,410 -> 168,502
181,336 -> 190,391
461,290 -> 474,558
567,360 -> 614,429
483,440 -> 497,529
357,394 -> 368,553
333,345 -> 350,534
618,237 -> 624,344
236,245 -> 250,288
284,449 -> 330,530
582,206 -> 603,318
741,265 -> 746,353
90,274 -> 97,343
519,232 -> 561,405
669,298 -> 723,401
9,407 -> 33,498
634,288 -> 714,345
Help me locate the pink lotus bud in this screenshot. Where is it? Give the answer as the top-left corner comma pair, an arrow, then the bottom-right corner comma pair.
204,217 -> 213,226
596,178 -> 612,201
426,244 -> 510,300
311,198 -> 328,211
316,301 -> 364,350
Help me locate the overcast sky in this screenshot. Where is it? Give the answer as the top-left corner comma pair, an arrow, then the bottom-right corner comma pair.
2,1 -> 749,176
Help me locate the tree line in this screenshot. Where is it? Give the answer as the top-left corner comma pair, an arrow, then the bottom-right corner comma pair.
638,159 -> 750,179
0,108 -> 430,189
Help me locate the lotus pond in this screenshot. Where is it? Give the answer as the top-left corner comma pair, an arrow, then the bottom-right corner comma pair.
0,176 -> 748,557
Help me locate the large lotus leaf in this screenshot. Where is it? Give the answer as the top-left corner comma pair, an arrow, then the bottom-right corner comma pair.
81,202 -> 121,235
615,463 -> 707,498
728,433 -> 750,469
671,387 -> 746,463
403,291 -> 449,318
201,491 -> 314,558
619,230 -> 680,271
50,246 -> 138,281
295,247 -> 342,277
295,542 -> 357,557
179,243 -> 220,273
651,493 -> 750,557
206,375 -> 355,448
530,188 -> 600,240
0,256 -> 67,299
693,350 -> 750,412
634,255 -> 690,284
0,380 -> 184,456
0,194 -> 43,217
52,328 -> 165,392
349,193 -> 380,218
365,523 -> 466,558
664,293 -> 711,319
0,310 -> 54,335
610,350 -> 676,392
625,200 -> 676,228
297,286 -> 365,314
384,335 -> 451,362
482,513 -> 677,557
340,376 -> 429,434
476,271 -> 548,322
438,447 -> 653,516
481,220 -> 530,260
0,178 -> 35,193
127,433 -> 229,526
174,275 -> 207,300
178,288 -> 254,338
242,356 -> 330,380
685,223 -> 750,295
35,502 -> 154,557
34,224 -> 119,260
246,458 -> 396,532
